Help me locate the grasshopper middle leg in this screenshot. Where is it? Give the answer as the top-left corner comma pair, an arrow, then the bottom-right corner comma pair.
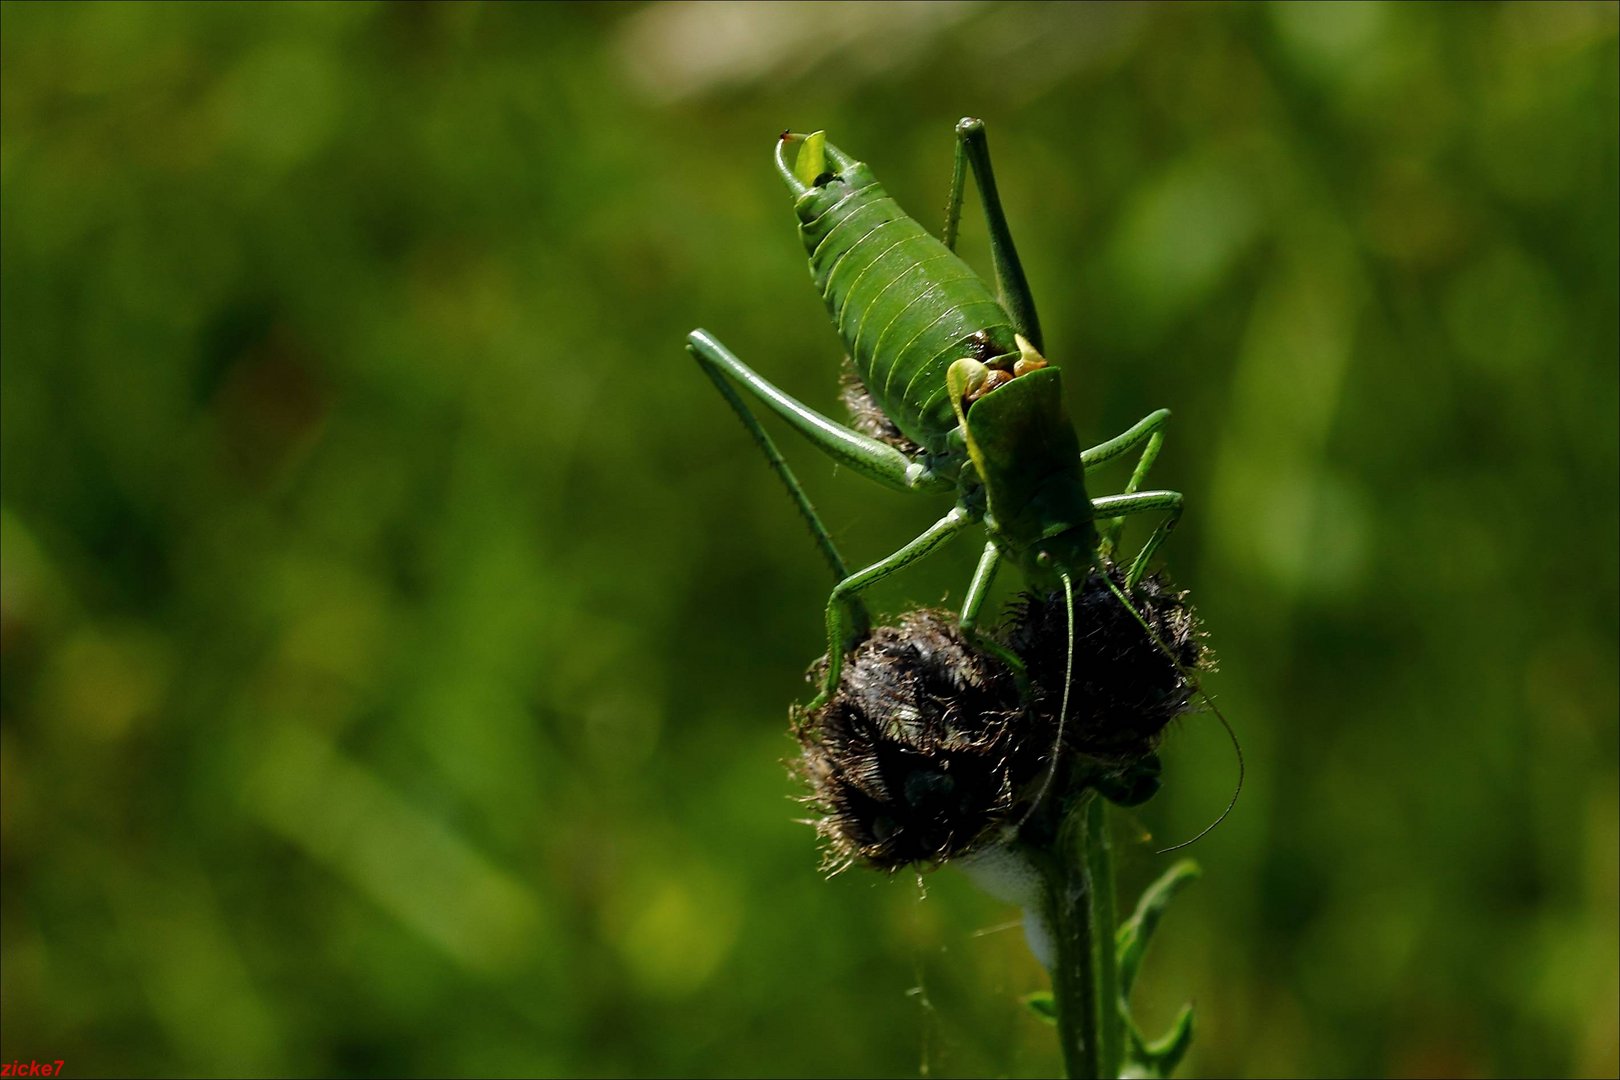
1082,408 -> 1172,555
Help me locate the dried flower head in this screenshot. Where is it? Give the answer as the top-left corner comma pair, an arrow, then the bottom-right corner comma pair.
1007,566 -> 1209,764
794,565 -> 1209,872
839,360 -> 922,455
793,609 -> 1024,872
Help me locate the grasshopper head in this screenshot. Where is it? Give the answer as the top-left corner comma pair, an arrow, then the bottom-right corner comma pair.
948,346 -> 1100,587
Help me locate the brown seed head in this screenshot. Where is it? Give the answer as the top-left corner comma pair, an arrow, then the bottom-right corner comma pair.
792,567 -> 1210,872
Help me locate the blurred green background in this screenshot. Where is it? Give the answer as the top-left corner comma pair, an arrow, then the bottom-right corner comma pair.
2,3 -> 1616,1077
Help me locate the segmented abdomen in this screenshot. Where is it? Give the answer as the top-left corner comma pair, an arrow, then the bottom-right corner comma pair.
800,164 -> 1017,453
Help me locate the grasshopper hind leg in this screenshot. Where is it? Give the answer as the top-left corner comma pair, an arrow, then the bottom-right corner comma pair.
942,117 -> 1043,352
688,330 -> 951,698
692,338 -> 866,636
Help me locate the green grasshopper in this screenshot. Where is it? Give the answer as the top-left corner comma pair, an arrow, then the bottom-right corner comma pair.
688,120 -> 1183,710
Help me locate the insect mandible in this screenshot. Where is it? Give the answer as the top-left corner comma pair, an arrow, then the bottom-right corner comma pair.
687,119 -> 1183,710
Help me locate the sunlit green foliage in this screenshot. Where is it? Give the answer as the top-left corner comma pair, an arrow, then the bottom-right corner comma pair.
2,3 -> 1616,1077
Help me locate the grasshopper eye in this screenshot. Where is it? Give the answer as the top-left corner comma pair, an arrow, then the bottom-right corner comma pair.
1036,552 -> 1053,569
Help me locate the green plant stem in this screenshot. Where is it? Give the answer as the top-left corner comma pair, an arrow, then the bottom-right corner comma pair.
1087,797 -> 1123,1078
1038,794 -> 1122,1079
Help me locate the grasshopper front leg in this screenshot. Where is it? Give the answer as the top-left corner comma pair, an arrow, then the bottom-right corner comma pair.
812,507 -> 977,709
959,541 -> 1031,687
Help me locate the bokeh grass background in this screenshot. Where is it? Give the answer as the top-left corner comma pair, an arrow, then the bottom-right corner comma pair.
2,3 -> 1616,1077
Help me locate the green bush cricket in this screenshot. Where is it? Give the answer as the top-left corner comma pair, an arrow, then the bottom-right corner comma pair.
687,119 -> 1185,711
690,121 -> 1240,1077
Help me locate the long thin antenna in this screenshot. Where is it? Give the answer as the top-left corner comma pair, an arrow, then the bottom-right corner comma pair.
1016,570 -> 1075,831
1098,572 -> 1244,854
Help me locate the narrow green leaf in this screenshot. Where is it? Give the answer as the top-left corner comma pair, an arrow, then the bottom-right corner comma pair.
1022,991 -> 1058,1026
1122,1004 -> 1195,1079
1116,859 -> 1200,997
794,130 -> 827,186
1143,1003 -> 1195,1075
